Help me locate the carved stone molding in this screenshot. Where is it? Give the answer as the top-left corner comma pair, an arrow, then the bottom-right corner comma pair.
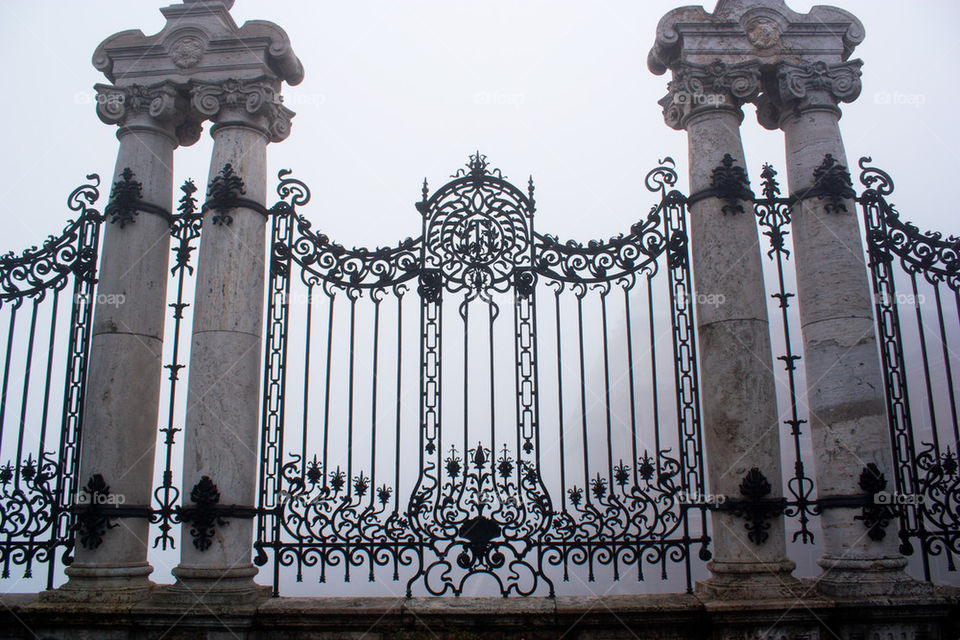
658,60 -> 760,130
190,78 -> 295,142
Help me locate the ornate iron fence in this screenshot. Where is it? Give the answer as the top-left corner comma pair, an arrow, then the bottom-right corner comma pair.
254,154 -> 710,596
0,176 -> 103,587
0,154 -> 955,594
858,159 -> 960,580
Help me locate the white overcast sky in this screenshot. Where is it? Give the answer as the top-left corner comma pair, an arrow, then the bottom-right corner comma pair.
0,0 -> 957,253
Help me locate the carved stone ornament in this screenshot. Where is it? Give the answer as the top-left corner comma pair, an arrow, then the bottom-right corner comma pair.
658,60 -> 761,130
745,17 -> 781,50
170,35 -> 205,69
778,60 -> 863,107
190,78 -> 295,142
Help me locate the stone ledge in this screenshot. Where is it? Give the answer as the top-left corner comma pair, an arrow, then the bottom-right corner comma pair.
1,588 -> 956,639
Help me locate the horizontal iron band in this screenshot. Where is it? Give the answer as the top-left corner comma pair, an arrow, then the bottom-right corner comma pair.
104,201 -> 174,225
178,504 -> 259,519
71,503 -> 154,518
686,187 -> 754,206
202,197 -> 270,218
709,496 -> 787,512
814,495 -> 874,510
788,187 -> 855,204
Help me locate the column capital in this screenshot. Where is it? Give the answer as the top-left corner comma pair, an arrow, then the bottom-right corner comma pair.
658,60 -> 760,131
190,77 -> 295,143
757,60 -> 863,129
94,81 -> 200,146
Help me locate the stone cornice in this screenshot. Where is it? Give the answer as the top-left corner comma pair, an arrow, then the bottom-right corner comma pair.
93,1 -> 303,87
648,0 -> 864,75
657,60 -> 760,131
190,78 -> 295,142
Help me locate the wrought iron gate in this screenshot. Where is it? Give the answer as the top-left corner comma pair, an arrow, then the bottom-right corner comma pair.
858,159 -> 960,580
0,176 -> 102,587
254,155 -> 709,596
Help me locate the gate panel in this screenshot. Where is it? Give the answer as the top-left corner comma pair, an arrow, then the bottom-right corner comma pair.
256,155 -> 709,596
0,176 -> 103,587
858,159 -> 960,581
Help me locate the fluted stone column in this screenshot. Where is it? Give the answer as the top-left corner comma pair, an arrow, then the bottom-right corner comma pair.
168,79 -> 293,602
764,60 -> 922,596
52,82 -> 195,602
659,61 -> 798,599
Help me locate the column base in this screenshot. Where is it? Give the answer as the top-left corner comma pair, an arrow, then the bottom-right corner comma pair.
815,555 -> 933,597
696,559 -> 804,601
153,564 -> 267,607
42,563 -> 155,603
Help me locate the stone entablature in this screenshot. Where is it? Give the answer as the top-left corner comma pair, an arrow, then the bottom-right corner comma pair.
648,0 -> 864,73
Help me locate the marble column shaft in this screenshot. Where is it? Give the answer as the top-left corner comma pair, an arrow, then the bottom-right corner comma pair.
63,83 -> 182,599
171,79 -> 292,598
661,62 -> 796,595
776,61 -> 909,594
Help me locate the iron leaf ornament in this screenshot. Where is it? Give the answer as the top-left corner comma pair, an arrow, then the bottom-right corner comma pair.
710,153 -> 754,215
812,153 -> 854,213
106,167 -> 143,228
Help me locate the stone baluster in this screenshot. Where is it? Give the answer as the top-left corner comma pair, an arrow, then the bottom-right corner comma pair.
166,78 -> 293,602
52,82 -> 196,602
763,60 -> 923,596
658,60 -> 798,598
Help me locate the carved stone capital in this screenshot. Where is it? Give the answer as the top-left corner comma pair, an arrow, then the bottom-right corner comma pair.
770,60 -> 862,125
94,82 -> 199,146
190,78 -> 295,142
658,60 -> 760,130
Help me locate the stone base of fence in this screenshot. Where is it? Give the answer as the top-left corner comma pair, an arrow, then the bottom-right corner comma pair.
0,587 -> 956,639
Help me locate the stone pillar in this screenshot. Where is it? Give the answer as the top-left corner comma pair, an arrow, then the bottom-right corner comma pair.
167,79 -> 293,602
659,61 -> 797,599
53,82 -> 195,602
765,60 -> 922,596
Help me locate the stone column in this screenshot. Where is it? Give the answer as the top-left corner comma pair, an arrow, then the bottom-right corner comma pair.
167,79 -> 293,602
767,60 -> 921,596
53,82 -> 195,602
659,61 -> 797,599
